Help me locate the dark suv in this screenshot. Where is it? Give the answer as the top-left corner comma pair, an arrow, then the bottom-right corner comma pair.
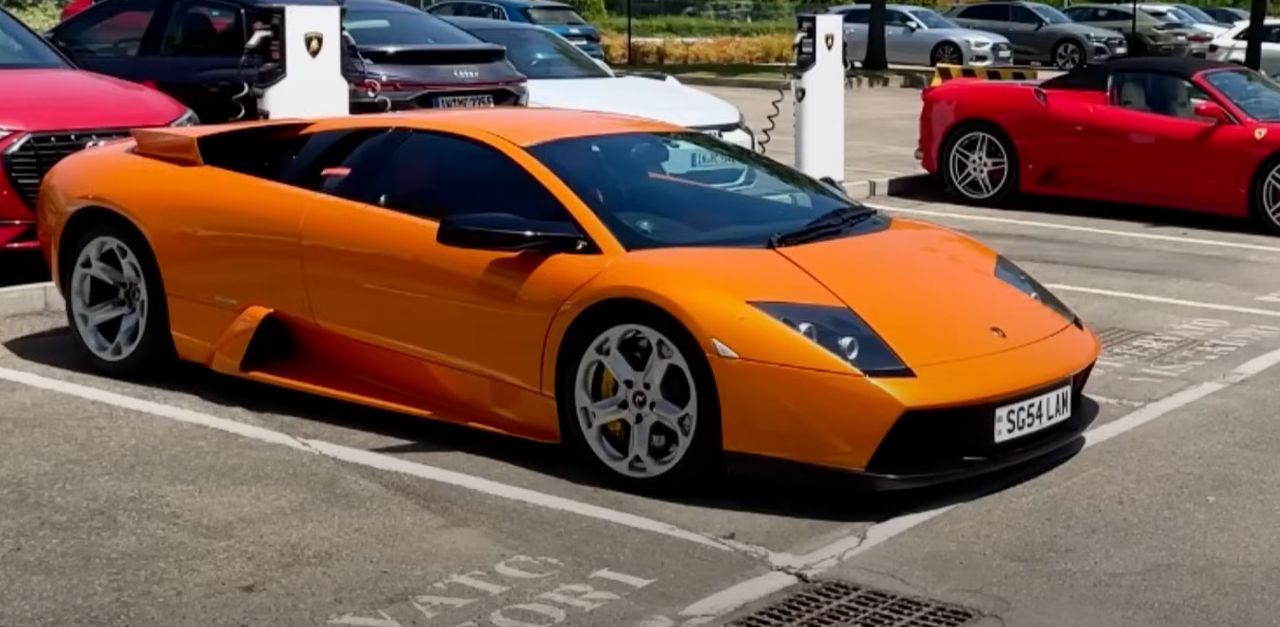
48,0 -> 527,123
946,1 -> 1128,69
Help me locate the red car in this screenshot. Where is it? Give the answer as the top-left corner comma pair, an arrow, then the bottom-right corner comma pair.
921,57 -> 1280,233
0,6 -> 192,252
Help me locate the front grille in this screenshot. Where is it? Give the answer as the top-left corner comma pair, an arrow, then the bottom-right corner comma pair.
865,366 -> 1094,476
3,129 -> 130,208
729,580 -> 981,627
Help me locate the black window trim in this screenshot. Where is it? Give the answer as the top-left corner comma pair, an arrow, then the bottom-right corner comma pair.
51,0 -> 172,57
158,0 -> 248,57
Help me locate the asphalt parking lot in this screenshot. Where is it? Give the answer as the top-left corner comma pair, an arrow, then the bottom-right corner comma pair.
7,183 -> 1280,626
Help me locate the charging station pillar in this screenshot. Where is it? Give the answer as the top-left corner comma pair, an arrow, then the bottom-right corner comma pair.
258,4 -> 349,118
793,14 -> 845,184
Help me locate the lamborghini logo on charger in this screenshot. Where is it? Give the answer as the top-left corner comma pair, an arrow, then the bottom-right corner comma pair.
304,32 -> 324,58
824,33 -> 834,51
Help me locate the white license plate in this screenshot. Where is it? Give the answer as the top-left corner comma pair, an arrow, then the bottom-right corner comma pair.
692,151 -> 734,167
1115,46 -> 1128,55
997,50 -> 1011,57
434,94 -> 494,109
993,384 -> 1072,443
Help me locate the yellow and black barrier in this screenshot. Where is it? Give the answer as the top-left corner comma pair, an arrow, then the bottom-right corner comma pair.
930,64 -> 1039,87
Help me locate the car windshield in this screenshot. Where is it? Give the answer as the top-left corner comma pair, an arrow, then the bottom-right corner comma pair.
469,26 -> 607,78
529,132 -> 871,250
0,9 -> 70,69
524,6 -> 588,25
1175,4 -> 1215,23
1205,69 -> 1280,121
1028,3 -> 1071,24
343,9 -> 476,45
906,8 -> 956,29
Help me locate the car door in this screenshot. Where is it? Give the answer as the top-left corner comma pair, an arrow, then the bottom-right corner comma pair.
299,128 -> 609,433
147,0 -> 253,122
882,9 -> 917,64
48,0 -> 167,83
840,8 -> 869,63
1006,4 -> 1046,59
952,4 -> 1012,41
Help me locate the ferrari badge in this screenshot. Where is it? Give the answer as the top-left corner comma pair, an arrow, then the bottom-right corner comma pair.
1256,128 -> 1269,141
304,32 -> 324,58
824,33 -> 834,51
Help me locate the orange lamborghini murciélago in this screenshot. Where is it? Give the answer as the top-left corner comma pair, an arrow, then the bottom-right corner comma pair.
38,109 -> 1100,489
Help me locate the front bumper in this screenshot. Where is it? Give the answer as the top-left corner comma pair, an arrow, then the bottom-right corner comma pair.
1087,38 -> 1129,62
0,133 -> 37,251
967,42 -> 1013,66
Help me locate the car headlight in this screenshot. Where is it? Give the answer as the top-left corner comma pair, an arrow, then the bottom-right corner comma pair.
0,129 -> 10,142
1087,33 -> 1107,42
752,302 -> 913,376
170,108 -> 200,127
968,39 -> 992,49
995,256 -> 1079,325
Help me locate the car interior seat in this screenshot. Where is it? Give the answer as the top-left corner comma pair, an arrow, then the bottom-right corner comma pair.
1118,80 -> 1149,112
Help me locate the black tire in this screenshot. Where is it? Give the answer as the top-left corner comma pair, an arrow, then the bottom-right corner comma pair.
940,122 -> 1020,206
931,41 -> 962,66
62,220 -> 174,379
1249,155 -> 1280,235
1052,39 -> 1085,70
556,308 -> 722,493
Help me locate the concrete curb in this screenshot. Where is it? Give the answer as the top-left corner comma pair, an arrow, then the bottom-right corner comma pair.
844,173 -> 934,200
0,282 -> 64,317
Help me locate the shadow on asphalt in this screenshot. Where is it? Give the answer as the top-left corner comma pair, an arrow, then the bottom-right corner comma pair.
1,251 -> 50,288
890,186 -> 1274,239
5,325 -> 1090,526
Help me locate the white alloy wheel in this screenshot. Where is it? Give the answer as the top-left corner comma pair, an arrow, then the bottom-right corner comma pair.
1054,41 -> 1083,70
933,42 -> 963,66
573,323 -> 698,479
947,130 -> 1010,201
1260,163 -> 1280,230
69,235 -> 149,362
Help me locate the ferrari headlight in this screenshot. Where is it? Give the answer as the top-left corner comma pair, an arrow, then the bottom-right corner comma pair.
995,256 -> 1078,325
170,108 -> 200,127
752,302 -> 912,376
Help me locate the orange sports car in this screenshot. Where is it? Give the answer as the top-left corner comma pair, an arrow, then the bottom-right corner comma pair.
37,109 -> 1100,489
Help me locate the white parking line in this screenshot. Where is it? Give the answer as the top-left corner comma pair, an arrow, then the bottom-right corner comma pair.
1048,284 -> 1280,319
0,366 -> 740,553
666,344 -> 1280,625
873,204 -> 1280,253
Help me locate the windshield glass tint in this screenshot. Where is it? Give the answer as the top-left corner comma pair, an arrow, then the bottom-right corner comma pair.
470,27 -> 606,78
1206,69 -> 1280,121
0,10 -> 69,68
1177,4 -> 1215,22
1029,3 -> 1071,24
530,132 -> 860,249
524,7 -> 587,25
906,8 -> 955,29
343,9 -> 475,45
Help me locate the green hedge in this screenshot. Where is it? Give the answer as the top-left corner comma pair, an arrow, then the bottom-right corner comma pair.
3,0 -> 62,31
598,16 -> 792,36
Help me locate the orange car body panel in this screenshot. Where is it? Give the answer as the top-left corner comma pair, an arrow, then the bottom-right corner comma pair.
37,109 -> 1101,473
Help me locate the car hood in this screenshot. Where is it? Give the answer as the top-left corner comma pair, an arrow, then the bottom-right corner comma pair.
772,218 -> 1071,368
526,76 -> 740,128
0,69 -> 185,132
927,27 -> 1011,44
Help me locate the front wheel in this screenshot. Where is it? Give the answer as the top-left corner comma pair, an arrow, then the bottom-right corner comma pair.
558,314 -> 721,491
1250,157 -> 1280,234
1053,40 -> 1084,70
931,42 -> 963,66
941,124 -> 1019,205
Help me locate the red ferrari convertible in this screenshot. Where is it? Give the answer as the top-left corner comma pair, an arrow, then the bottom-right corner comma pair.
921,58 -> 1280,232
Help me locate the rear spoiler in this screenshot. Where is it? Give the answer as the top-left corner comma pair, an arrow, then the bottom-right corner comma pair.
131,119 -> 313,166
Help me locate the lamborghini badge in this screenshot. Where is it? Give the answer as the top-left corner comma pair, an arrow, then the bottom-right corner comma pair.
305,32 -> 323,58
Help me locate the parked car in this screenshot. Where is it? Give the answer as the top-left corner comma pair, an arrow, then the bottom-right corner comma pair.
1060,4 -> 1193,57
47,0 -> 526,123
1170,3 -> 1237,28
945,1 -> 1126,70
829,3 -> 1012,67
445,17 -> 754,149
426,0 -> 602,59
1208,18 -> 1280,77
920,57 -> 1280,232
0,5 -> 191,253
1201,5 -> 1249,24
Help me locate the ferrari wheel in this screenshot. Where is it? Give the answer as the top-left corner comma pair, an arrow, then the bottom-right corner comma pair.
1052,40 -> 1084,70
942,124 -> 1018,205
560,314 -> 720,490
931,42 -> 963,66
1251,158 -> 1280,234
65,224 -> 173,378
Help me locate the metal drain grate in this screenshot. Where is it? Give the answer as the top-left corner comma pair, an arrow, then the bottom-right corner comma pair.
728,581 -> 980,627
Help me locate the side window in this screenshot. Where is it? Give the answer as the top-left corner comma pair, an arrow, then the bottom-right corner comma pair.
367,131 -> 573,225
426,2 -> 459,15
1110,71 -> 1206,120
959,4 -> 1007,21
292,129 -> 405,200
1010,5 -> 1041,24
159,0 -> 245,56
53,0 -> 157,56
885,10 -> 911,27
842,9 -> 868,24
477,3 -> 507,19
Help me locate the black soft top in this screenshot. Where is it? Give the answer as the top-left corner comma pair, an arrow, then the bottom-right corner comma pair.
1041,57 -> 1240,91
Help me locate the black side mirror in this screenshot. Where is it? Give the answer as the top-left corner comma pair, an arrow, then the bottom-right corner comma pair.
437,212 -> 589,253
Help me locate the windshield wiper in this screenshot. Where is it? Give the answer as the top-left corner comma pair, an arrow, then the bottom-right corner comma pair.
767,206 -> 877,248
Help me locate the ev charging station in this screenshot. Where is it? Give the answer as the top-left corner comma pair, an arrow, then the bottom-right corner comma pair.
249,3 -> 349,119
792,14 -> 845,185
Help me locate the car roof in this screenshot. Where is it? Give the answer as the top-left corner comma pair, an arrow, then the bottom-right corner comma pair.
453,0 -> 571,7
1042,56 -> 1239,90
304,108 -> 678,147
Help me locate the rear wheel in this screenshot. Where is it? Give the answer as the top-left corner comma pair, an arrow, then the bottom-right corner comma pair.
1250,157 -> 1280,234
941,123 -> 1019,205
558,312 -> 721,491
64,223 -> 173,378
931,41 -> 963,66
1052,39 -> 1084,70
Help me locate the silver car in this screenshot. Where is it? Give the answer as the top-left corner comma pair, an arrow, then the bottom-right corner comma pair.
830,4 -> 1013,67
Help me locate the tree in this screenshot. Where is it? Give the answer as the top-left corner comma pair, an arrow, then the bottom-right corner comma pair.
864,0 -> 887,71
1245,0 -> 1267,70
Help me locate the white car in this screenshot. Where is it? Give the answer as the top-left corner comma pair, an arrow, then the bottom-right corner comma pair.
1139,3 -> 1228,35
1208,18 -> 1280,77
444,16 -> 754,150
